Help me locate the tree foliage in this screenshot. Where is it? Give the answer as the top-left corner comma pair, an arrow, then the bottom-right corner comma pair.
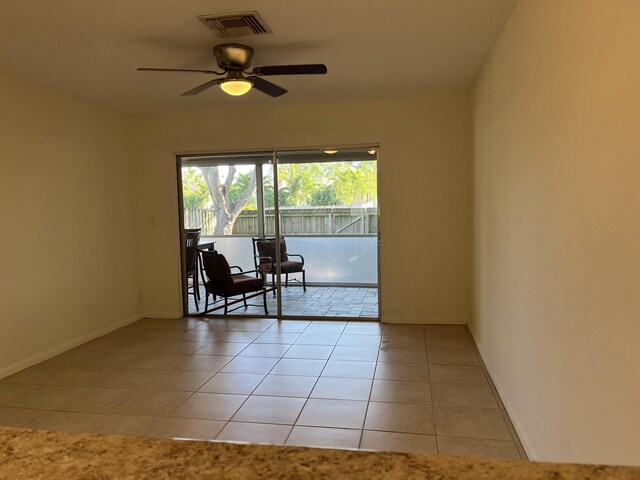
228,172 -> 257,209
309,185 -> 340,206
261,174 -> 291,208
201,166 -> 256,235
184,161 -> 377,234
182,168 -> 210,209
276,161 -> 377,207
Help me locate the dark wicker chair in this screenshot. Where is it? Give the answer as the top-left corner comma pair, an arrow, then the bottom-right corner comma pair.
200,250 -> 269,315
185,228 -> 207,285
252,237 -> 306,294
184,230 -> 201,307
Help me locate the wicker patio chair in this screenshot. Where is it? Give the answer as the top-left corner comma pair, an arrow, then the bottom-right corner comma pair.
252,237 -> 306,295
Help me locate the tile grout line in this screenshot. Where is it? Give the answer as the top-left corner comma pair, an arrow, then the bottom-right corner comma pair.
357,324 -> 383,450
4,320 -> 522,458
128,324 -> 223,432
207,320 -> 302,440
213,319 -> 319,442
463,324 -> 524,457
8,320 -> 214,434
156,319 -> 245,423
424,326 -> 440,454
281,321 -> 346,446
142,319 -> 278,436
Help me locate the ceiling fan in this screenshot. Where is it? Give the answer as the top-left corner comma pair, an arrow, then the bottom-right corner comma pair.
137,43 -> 327,98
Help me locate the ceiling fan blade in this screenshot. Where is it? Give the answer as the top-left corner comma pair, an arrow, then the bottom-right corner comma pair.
247,76 -> 288,97
138,67 -> 222,74
252,64 -> 327,76
181,78 -> 224,96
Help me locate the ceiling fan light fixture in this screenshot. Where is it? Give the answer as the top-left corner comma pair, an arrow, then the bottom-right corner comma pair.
323,149 -> 338,155
220,79 -> 253,96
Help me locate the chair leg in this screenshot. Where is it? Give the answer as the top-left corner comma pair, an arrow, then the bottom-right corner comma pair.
272,275 -> 276,296
302,270 -> 307,291
263,289 -> 268,315
198,255 -> 207,288
224,297 -> 228,315
243,293 -> 247,308
285,273 -> 289,287
204,292 -> 209,312
191,275 -> 199,309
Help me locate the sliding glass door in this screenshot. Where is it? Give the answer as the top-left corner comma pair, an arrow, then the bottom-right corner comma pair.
178,146 -> 379,320
179,152 -> 273,316
275,149 -> 378,318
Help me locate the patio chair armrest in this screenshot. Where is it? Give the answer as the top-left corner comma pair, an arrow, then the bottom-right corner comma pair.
287,253 -> 305,266
230,265 -> 243,272
229,269 -> 261,276
254,255 -> 275,272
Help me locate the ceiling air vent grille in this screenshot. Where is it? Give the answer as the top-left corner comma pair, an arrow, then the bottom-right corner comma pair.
198,12 -> 272,38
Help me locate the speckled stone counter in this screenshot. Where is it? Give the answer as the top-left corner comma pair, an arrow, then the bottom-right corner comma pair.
0,427 -> 638,479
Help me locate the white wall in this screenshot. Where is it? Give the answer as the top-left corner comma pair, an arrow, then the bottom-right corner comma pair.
472,0 -> 640,465
132,95 -> 472,323
0,73 -> 141,378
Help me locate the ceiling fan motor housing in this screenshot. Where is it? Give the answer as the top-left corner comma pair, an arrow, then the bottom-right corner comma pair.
213,44 -> 254,71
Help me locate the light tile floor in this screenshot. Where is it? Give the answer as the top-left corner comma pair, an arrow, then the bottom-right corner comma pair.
188,286 -> 379,318
0,318 -> 526,460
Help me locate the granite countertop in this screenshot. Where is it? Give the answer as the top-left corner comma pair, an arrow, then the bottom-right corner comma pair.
0,427 -> 638,479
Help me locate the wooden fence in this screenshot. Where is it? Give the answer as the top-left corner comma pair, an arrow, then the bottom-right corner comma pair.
184,206 -> 378,236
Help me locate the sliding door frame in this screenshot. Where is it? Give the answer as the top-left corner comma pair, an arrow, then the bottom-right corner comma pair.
176,143 -> 382,322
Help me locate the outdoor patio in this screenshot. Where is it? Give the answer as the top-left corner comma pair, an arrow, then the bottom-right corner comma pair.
184,206 -> 379,320
188,286 -> 379,319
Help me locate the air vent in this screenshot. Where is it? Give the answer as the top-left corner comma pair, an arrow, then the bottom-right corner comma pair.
198,12 -> 272,38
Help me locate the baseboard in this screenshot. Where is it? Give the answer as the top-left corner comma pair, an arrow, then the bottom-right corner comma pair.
0,312 -> 144,380
142,312 -> 183,319
381,315 -> 468,325
141,312 -> 464,325
467,324 -> 536,461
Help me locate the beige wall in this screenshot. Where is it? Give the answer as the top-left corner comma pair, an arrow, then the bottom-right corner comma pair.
0,73 -> 141,378
132,95 -> 472,323
472,0 -> 640,465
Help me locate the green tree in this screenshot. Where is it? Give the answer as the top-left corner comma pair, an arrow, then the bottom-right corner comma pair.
309,184 -> 340,206
262,174 -> 293,208
182,168 -> 210,209
228,172 -> 257,209
190,160 -> 377,234
201,166 -> 257,235
329,161 -> 377,205
276,161 -> 377,207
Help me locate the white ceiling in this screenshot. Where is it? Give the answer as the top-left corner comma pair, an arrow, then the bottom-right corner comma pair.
0,0 -> 516,114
